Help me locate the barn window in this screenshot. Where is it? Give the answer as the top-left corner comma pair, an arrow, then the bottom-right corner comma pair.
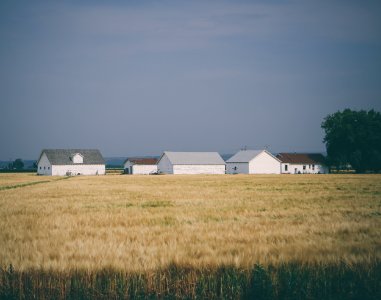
39,166 -> 41,170
44,166 -> 46,170
312,164 -> 315,170
303,165 -> 306,170
48,167 -> 50,170
285,165 -> 288,171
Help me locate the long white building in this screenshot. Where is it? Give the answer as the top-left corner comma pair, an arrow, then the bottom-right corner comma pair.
276,153 -> 328,174
37,149 -> 106,176
157,151 -> 226,174
124,158 -> 158,175
226,150 -> 281,174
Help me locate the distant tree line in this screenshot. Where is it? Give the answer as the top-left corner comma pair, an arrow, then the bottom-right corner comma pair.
5,159 -> 24,170
322,109 -> 381,173
1,159 -> 38,171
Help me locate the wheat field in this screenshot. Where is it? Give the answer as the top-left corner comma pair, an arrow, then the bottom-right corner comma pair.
0,173 -> 380,274
0,173 -> 56,188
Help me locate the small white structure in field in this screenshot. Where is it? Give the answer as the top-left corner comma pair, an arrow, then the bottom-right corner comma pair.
37,149 -> 106,176
157,151 -> 225,174
226,150 -> 281,174
124,158 -> 158,175
276,153 -> 328,174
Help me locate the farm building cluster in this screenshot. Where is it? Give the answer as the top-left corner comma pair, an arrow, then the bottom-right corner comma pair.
37,149 -> 328,176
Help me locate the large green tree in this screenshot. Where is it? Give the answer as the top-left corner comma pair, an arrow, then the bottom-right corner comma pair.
12,158 -> 24,170
321,109 -> 381,173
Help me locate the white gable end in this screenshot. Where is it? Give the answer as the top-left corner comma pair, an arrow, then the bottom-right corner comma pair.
157,153 -> 173,174
226,150 -> 281,174
37,152 -> 52,175
249,151 -> 281,174
72,153 -> 83,164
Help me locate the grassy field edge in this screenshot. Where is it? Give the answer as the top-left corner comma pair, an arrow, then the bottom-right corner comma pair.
1,262 -> 380,299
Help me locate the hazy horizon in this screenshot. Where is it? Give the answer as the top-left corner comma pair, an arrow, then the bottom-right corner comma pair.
1,0 -> 381,161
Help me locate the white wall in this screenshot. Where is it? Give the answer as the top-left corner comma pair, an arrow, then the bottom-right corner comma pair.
124,161 -> 158,175
249,151 -> 281,174
158,153 -> 225,174
173,164 -> 225,174
133,165 -> 157,175
226,162 -> 249,174
52,164 -> 105,176
37,153 -> 52,175
157,154 -> 173,174
281,163 -> 328,174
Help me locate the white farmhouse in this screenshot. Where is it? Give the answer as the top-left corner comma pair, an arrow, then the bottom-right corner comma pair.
226,150 -> 281,174
124,158 -> 158,175
276,153 -> 328,174
37,149 -> 106,176
157,151 -> 225,174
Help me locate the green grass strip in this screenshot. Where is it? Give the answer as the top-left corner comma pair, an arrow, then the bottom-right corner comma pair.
0,176 -> 70,191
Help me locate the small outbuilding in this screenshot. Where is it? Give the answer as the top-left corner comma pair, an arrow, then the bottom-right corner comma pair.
276,153 -> 328,174
124,158 -> 158,175
157,151 -> 226,174
226,150 -> 281,174
37,149 -> 106,176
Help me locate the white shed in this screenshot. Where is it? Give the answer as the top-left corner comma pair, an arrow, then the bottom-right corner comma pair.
37,149 -> 106,176
157,151 -> 226,174
226,150 -> 281,174
276,153 -> 328,174
124,158 -> 158,175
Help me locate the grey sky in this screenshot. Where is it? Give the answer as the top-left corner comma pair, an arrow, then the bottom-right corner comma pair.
1,0 -> 380,160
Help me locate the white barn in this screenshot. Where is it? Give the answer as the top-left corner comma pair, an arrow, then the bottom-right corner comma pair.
124,158 -> 158,175
37,149 -> 106,176
157,151 -> 226,174
226,150 -> 281,174
276,153 -> 328,174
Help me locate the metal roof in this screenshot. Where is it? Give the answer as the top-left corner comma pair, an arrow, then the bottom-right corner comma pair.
276,153 -> 326,164
226,150 -> 264,163
39,149 -> 105,165
163,151 -> 225,165
126,158 -> 158,165
226,150 -> 281,163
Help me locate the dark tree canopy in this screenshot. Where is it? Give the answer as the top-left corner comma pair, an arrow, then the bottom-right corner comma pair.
12,158 -> 24,170
321,109 -> 381,173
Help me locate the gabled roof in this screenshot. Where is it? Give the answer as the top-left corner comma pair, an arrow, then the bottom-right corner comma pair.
276,153 -> 326,164
38,149 -> 105,165
226,150 -> 280,163
126,157 -> 158,165
161,151 -> 225,165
